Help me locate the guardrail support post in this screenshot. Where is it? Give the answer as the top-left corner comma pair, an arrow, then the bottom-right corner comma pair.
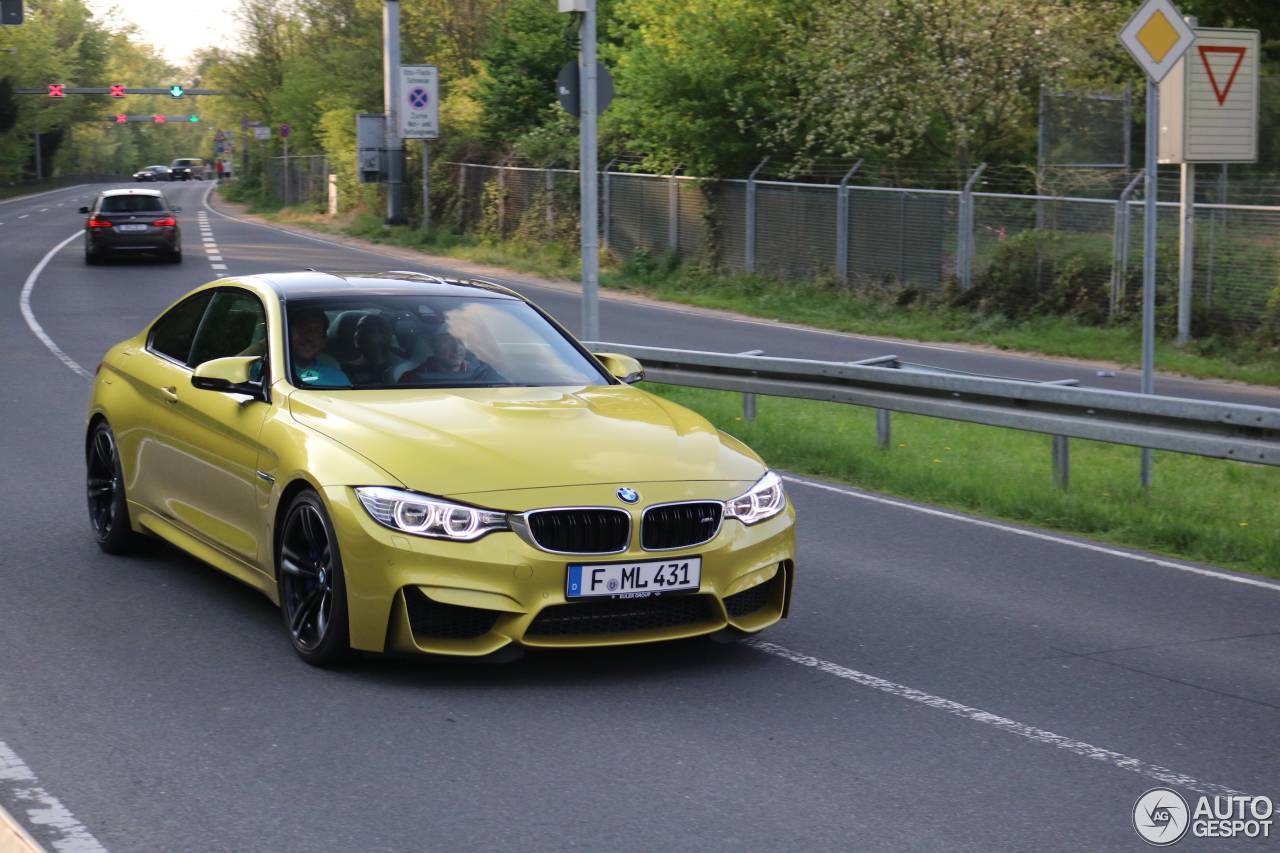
958,163 -> 987,289
876,409 -> 892,449
738,349 -> 765,421
836,159 -> 864,287
1111,169 -> 1145,314
745,157 -> 769,273
1052,435 -> 1070,491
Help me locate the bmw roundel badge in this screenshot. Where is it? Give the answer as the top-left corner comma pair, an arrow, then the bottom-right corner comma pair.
617,487 -> 639,504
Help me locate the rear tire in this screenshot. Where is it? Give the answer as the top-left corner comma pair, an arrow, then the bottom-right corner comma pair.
166,250 -> 183,264
85,249 -> 100,265
86,421 -> 145,554
277,490 -> 351,666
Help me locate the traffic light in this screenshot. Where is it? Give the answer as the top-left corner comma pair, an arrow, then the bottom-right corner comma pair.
110,85 -> 125,98
48,84 -> 64,98
115,115 -> 126,123
168,85 -> 184,98
188,115 -> 199,122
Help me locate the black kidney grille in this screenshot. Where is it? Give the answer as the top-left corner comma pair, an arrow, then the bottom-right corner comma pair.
404,587 -> 500,640
641,502 -> 723,551
723,573 -> 780,618
526,509 -> 630,553
526,594 -> 716,636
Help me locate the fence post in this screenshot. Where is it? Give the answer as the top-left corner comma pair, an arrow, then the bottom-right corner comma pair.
545,160 -> 556,234
668,169 -> 679,251
836,159 -> 864,287
1110,169 -> 1144,314
958,163 -> 987,288
737,350 -> 764,421
745,157 -> 770,273
1177,162 -> 1195,345
1052,435 -> 1070,491
458,161 -> 467,226
498,155 -> 511,237
601,155 -> 616,251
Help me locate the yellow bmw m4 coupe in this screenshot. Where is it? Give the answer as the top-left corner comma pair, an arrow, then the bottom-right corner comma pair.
86,271 -> 795,665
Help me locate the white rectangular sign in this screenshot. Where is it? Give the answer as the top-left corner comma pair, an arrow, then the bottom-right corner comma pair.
253,125 -> 271,140
398,65 -> 439,140
1158,28 -> 1260,163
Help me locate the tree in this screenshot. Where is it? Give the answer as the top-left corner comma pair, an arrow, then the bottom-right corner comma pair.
474,0 -> 577,146
782,0 -> 1127,175
606,0 -> 799,176
0,78 -> 18,134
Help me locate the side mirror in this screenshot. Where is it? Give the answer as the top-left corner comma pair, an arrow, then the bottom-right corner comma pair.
172,206 -> 182,212
593,353 -> 644,384
79,206 -> 89,214
191,356 -> 267,400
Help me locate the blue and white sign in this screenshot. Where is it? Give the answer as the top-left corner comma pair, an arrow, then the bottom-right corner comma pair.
398,65 -> 439,140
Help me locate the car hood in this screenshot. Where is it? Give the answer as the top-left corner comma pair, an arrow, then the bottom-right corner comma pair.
286,384 -> 765,498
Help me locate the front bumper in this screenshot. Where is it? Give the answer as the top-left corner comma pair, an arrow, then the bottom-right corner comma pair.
321,482 -> 796,657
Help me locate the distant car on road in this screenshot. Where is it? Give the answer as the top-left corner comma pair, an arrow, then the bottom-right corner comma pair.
170,158 -> 206,181
133,165 -> 172,182
84,271 -> 795,666
80,188 -> 182,265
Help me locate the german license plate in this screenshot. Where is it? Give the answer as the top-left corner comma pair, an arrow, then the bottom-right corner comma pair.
567,556 -> 701,599
117,224 -> 147,231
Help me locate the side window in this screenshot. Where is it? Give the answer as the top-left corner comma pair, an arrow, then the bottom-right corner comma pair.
188,290 -> 268,368
149,291 -> 215,365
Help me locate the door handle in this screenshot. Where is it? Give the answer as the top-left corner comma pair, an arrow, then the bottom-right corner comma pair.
160,386 -> 179,403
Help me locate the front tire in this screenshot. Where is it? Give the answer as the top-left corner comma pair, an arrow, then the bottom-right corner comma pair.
277,490 -> 351,666
86,421 -> 144,553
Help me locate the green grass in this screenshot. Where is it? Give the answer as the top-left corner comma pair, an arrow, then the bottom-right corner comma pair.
643,383 -> 1280,578
239,197 -> 1280,387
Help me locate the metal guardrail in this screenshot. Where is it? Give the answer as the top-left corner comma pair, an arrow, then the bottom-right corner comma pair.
584,342 -> 1280,472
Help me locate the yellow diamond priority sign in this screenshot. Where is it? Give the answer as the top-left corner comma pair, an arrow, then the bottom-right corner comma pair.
1119,0 -> 1196,82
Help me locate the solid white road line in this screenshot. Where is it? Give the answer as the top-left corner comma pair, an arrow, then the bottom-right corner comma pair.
20,231 -> 94,381
0,185 -> 92,206
0,739 -> 108,852
781,475 -> 1280,593
747,640 -> 1243,798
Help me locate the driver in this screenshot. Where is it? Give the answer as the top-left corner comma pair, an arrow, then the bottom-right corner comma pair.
398,327 -> 503,384
289,310 -> 351,387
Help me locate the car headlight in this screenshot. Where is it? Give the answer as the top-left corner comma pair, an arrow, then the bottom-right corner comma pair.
723,471 -> 786,525
355,486 -> 509,541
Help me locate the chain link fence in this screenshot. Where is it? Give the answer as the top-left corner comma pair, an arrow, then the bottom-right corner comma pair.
446,160 -> 1280,332
263,155 -> 331,209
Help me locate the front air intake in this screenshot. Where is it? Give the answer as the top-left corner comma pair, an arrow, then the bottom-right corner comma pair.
523,508 -> 631,554
641,501 -> 723,551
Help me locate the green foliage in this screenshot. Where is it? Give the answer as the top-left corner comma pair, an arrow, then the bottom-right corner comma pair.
475,0 -> 578,146
955,231 -> 1115,325
606,0 -> 799,176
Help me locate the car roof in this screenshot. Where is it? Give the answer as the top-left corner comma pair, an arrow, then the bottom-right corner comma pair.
98,188 -> 165,198
248,270 -> 524,301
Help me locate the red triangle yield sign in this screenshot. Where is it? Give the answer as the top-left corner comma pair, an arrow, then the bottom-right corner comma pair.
1198,46 -> 1247,106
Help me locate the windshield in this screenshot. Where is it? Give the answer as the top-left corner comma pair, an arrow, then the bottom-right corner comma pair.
100,195 -> 166,212
282,295 -> 612,390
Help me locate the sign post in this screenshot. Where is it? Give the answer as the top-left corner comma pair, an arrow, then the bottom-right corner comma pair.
382,1 -> 407,225
559,0 -> 601,341
399,65 -> 439,230
1118,0 -> 1195,490
1158,26 -> 1260,344
280,124 -> 291,207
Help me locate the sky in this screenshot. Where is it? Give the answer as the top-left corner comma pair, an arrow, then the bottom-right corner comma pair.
86,0 -> 242,67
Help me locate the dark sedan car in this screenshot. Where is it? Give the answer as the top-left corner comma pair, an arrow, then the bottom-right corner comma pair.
133,165 -> 173,182
81,189 -> 182,264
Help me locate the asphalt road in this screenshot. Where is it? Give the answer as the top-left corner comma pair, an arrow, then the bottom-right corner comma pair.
1,181 -> 1279,852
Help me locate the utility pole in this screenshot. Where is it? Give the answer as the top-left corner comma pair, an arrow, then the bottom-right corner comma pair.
383,0 -> 407,225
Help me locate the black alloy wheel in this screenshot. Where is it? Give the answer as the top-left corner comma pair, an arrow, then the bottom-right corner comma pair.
278,490 -> 351,666
86,421 -> 142,553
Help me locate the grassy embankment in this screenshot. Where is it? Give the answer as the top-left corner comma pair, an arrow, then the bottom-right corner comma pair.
644,383 -> 1280,579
